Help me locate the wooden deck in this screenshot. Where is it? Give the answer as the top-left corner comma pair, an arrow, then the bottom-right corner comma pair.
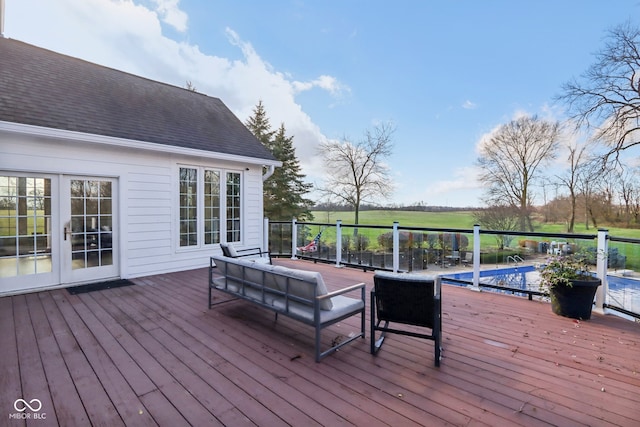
2,259 -> 639,426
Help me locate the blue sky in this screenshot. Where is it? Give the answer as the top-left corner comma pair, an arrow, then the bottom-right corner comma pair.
4,0 -> 640,207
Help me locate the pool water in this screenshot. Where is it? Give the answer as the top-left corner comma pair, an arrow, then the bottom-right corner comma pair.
443,265 -> 540,293
442,265 -> 640,317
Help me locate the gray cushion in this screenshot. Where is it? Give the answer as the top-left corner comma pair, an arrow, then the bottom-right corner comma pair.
220,243 -> 239,257
212,276 -> 241,293
272,295 -> 362,323
243,261 -> 280,292
272,266 -> 333,310
213,275 -> 277,305
214,256 -> 279,293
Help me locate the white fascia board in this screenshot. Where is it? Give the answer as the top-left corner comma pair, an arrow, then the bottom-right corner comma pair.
0,121 -> 282,167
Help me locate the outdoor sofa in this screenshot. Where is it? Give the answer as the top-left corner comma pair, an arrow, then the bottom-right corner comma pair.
209,254 -> 366,362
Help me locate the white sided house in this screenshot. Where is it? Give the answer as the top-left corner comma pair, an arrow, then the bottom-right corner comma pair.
0,38 -> 280,296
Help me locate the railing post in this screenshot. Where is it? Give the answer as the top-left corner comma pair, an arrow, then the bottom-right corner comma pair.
263,217 -> 269,255
594,228 -> 608,314
291,218 -> 298,260
335,220 -> 342,267
393,221 -> 399,272
469,224 -> 481,291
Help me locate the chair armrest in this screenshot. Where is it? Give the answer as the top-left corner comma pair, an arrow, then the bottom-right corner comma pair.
235,247 -> 270,255
320,282 -> 366,300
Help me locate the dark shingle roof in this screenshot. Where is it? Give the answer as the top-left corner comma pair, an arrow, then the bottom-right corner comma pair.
0,38 -> 276,162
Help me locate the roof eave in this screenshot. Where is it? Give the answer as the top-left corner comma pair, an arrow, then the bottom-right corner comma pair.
0,121 -> 282,167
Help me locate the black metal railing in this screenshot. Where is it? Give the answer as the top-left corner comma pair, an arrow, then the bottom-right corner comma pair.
266,219 -> 640,321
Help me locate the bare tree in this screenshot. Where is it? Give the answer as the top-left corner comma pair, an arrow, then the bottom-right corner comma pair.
318,123 -> 394,226
617,167 -> 638,226
477,115 -> 561,231
575,157 -> 606,229
185,80 -> 197,92
559,22 -> 640,163
472,205 -> 520,249
599,166 -> 619,222
554,142 -> 591,232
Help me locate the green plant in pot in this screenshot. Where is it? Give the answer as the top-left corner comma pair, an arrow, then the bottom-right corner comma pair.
539,253 -> 601,320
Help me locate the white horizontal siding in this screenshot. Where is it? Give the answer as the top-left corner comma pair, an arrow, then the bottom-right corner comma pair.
241,168 -> 264,248
124,170 -> 174,275
1,132 -> 267,284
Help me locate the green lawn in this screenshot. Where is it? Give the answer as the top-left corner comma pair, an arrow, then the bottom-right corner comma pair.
311,210 -> 640,239
312,210 -> 475,229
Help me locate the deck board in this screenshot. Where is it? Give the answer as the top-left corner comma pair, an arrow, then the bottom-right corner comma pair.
0,297 -> 25,427
49,291 -> 127,426
1,258 -> 639,426
14,294 -> 65,426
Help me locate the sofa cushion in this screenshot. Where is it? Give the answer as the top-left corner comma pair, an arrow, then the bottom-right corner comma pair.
220,242 -> 239,257
212,276 -> 277,305
214,256 -> 279,294
218,256 -> 246,281
243,261 -> 280,292
212,276 -> 241,293
272,266 -> 333,310
272,295 -> 362,323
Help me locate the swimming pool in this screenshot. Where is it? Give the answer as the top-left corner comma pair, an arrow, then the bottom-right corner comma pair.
442,265 -> 640,317
443,265 -> 540,294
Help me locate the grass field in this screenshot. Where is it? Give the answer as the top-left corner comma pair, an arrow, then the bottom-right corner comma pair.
311,210 -> 640,239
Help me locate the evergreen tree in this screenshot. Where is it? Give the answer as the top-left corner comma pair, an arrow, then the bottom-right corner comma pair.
245,101 -> 314,221
244,100 -> 275,150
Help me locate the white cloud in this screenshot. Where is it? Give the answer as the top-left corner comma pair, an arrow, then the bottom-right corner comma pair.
462,100 -> 476,109
152,0 -> 188,32
292,75 -> 348,97
393,166 -> 483,207
423,166 -> 483,195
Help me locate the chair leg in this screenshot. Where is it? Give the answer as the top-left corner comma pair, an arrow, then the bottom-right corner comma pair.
370,291 -> 387,355
434,312 -> 442,367
371,320 -> 388,355
315,326 -> 321,363
370,292 -> 376,354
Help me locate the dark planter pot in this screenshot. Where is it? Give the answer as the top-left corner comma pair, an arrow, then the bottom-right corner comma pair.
549,278 -> 601,320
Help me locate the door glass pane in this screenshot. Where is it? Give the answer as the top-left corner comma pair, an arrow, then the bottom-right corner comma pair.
70,179 -> 113,270
0,176 -> 52,277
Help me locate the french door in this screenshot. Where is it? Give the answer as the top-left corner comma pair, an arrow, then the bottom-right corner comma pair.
61,176 -> 118,284
0,174 -> 118,294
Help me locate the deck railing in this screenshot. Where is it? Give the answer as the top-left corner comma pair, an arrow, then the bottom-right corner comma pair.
265,218 -> 640,321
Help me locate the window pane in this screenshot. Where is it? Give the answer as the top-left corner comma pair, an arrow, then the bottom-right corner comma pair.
204,170 -> 220,245
226,172 -> 241,243
179,168 -> 198,246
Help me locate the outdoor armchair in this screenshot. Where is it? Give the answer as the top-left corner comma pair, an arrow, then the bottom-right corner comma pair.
371,271 -> 442,366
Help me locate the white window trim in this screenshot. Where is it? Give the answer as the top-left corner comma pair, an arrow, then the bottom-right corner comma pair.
176,165 -> 243,251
